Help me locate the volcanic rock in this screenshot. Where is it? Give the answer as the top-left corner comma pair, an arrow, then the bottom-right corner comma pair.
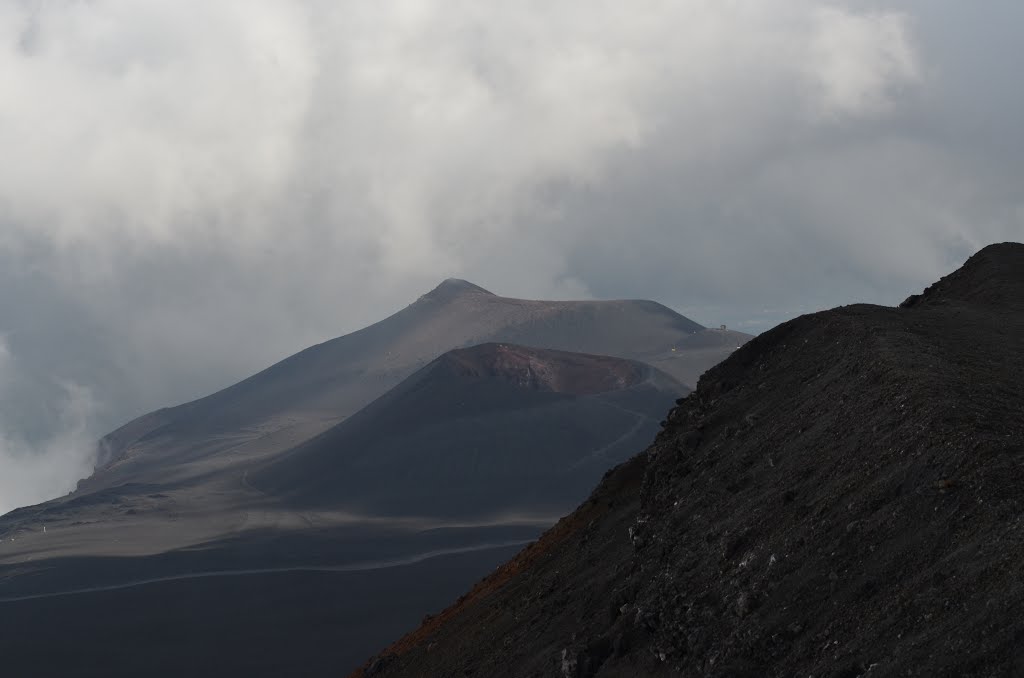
355,243 -> 1024,678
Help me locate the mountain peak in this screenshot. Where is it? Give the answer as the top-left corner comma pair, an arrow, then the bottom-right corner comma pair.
900,241 -> 1024,309
421,278 -> 494,302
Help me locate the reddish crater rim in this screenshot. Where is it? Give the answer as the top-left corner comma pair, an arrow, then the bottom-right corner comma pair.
437,343 -> 646,395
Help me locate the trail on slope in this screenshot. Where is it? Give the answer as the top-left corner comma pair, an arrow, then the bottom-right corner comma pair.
0,539 -> 529,604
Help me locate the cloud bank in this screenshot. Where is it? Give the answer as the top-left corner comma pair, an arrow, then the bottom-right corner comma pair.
0,1 -> 1021,510
0,337 -> 97,515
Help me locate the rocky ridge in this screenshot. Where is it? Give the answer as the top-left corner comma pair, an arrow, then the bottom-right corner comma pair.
355,243 -> 1024,678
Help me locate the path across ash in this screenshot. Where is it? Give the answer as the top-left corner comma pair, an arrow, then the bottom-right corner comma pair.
0,539 -> 531,604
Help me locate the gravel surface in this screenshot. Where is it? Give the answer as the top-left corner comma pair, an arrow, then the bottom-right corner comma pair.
356,243 -> 1024,678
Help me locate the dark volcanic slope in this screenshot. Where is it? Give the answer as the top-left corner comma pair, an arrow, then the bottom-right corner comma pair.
0,285 -> 734,678
1,280 -> 740,572
87,279 -> 746,494
253,344 -> 686,518
356,242 -> 1024,678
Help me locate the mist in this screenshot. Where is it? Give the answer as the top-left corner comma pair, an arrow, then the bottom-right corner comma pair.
1,1 -> 1022,512
0,338 -> 97,515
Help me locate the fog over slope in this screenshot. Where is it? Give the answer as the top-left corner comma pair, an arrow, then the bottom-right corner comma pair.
1,1 -> 1023,510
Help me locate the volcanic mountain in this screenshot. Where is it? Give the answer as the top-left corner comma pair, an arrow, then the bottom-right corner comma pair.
0,280 -> 725,677
11,280 -> 738,564
85,279 -> 746,496
252,343 -> 685,519
355,243 -> 1024,678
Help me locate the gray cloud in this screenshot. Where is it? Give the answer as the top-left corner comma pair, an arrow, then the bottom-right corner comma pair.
0,1 -> 1021,510
0,335 -> 97,515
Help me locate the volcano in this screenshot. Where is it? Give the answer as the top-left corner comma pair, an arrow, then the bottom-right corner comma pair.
0,281 -> 738,677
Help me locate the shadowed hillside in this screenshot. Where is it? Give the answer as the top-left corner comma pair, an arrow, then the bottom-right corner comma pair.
356,243 -> 1024,678
252,343 -> 686,518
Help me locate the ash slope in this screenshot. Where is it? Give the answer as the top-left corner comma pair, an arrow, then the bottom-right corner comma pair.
356,242 -> 1024,678
88,279 -> 746,495
0,343 -> 683,678
252,343 -> 687,519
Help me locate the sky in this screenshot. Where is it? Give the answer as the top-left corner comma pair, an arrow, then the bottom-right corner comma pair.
0,0 -> 1021,513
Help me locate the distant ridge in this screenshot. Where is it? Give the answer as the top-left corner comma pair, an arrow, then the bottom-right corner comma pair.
81,279 -> 746,494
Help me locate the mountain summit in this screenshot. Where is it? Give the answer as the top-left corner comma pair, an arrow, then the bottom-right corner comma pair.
356,243 -> 1024,678
900,241 -> 1024,309
420,278 -> 495,302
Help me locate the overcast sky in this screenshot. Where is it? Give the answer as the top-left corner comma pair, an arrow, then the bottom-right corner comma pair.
0,1 -> 1021,512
